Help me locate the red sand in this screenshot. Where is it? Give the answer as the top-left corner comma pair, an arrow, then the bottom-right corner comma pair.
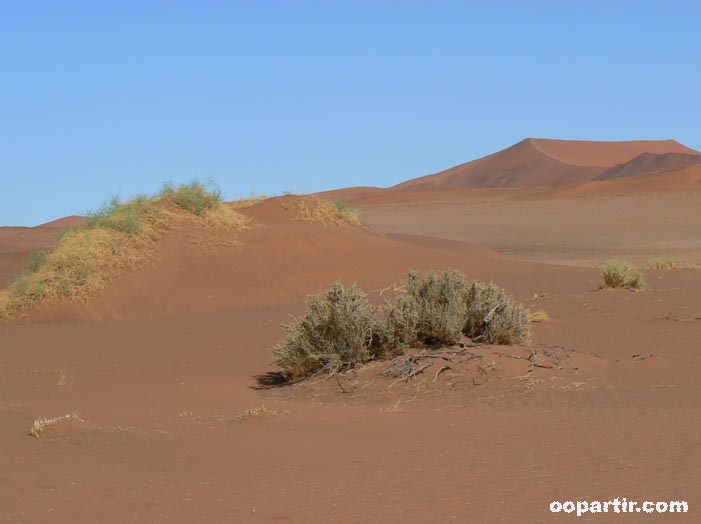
2,141 -> 701,523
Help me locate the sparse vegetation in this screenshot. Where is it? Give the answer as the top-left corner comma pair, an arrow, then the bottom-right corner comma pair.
640,258 -> 700,270
599,259 -> 645,290
273,270 -> 532,381
29,412 -> 83,438
293,195 -> 360,225
0,181 -> 247,321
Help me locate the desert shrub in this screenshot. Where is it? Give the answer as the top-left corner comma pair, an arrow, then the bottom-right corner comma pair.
464,281 -> 532,345
600,259 -> 644,290
272,272 -> 534,381
293,195 -> 360,225
272,282 -> 381,381
161,180 -> 223,216
385,270 -> 469,346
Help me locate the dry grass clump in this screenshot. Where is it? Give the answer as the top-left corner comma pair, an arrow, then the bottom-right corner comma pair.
272,270 -> 533,381
29,412 -> 83,438
293,195 -> 360,226
464,281 -> 532,345
599,259 -> 645,290
0,181 -> 247,321
272,282 -> 383,381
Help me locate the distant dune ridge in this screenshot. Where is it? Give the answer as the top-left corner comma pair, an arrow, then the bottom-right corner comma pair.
323,138 -> 700,200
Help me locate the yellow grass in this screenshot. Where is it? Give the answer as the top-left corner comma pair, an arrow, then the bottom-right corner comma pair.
0,182 -> 248,321
293,195 -> 360,226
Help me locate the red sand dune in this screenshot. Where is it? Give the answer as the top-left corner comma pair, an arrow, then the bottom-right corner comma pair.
322,138 -> 700,199
393,138 -> 699,191
593,152 -> 701,181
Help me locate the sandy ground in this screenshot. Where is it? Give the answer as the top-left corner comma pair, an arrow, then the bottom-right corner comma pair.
1,192 -> 700,523
357,190 -> 701,267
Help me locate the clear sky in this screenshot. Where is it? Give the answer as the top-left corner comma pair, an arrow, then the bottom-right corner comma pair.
2,1 -> 700,225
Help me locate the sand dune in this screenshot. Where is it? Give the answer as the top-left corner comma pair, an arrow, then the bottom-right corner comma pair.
527,137 -> 698,166
593,152 -> 701,181
322,138 -> 699,198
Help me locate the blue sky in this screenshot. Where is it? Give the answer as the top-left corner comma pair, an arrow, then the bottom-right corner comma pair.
2,1 -> 699,225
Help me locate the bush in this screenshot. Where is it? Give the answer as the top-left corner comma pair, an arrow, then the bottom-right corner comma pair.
272,271 -> 534,381
464,281 -> 532,345
384,270 -> 469,346
600,259 -> 644,290
272,282 -> 381,381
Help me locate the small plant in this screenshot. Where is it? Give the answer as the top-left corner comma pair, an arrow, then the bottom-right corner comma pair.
272,282 -> 381,381
29,412 -> 83,438
464,281 -> 532,345
600,259 -> 645,290
293,195 -> 360,225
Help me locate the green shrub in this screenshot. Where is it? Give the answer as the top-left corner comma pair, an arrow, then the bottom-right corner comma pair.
600,259 -> 644,290
463,281 -> 532,345
272,282 -> 381,381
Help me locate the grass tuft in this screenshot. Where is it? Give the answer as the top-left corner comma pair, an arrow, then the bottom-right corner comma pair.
160,180 -> 222,216
599,259 -> 645,290
293,195 -> 360,226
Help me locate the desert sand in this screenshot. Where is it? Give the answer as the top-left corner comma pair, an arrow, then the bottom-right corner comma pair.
1,140 -> 700,523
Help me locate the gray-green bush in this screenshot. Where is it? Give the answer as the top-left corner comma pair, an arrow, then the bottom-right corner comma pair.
272,270 -> 533,381
464,281 -> 532,345
272,282 -> 382,381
